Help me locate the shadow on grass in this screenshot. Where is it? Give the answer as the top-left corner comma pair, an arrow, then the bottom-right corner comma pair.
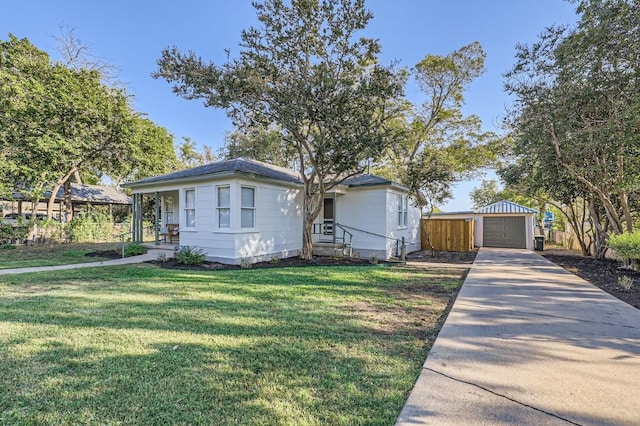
0,265 -> 463,425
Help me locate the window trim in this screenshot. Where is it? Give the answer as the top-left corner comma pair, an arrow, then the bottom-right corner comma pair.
240,186 -> 256,229
397,194 -> 408,228
184,188 -> 196,229
216,185 -> 231,229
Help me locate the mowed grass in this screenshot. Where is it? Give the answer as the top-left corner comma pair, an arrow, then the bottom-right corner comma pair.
0,243 -> 117,269
0,264 -> 464,425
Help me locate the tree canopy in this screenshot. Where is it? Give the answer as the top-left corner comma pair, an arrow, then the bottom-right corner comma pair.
503,0 -> 640,256
155,0 -> 405,258
0,34 -> 177,219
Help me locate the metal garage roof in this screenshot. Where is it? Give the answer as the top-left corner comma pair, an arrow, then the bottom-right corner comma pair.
475,200 -> 537,214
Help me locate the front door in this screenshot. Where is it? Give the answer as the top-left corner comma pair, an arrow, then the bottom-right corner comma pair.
323,198 -> 334,237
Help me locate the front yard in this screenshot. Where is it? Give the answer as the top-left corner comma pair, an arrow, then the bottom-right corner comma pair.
0,264 -> 464,425
0,243 -> 118,269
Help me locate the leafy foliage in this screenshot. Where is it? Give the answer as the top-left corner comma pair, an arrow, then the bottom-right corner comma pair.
155,0 -> 405,258
609,232 -> 640,270
176,246 -> 206,265
123,242 -> 147,257
67,210 -> 112,242
503,0 -> 640,256
379,42 -> 502,210
0,34 -> 177,216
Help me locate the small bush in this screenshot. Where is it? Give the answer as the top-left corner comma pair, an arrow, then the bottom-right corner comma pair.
156,252 -> 168,263
618,276 -> 634,291
0,223 -> 29,244
609,232 -> 640,270
0,244 -> 16,250
240,257 -> 253,269
269,255 -> 281,265
124,243 -> 147,257
67,211 -> 112,242
176,246 -> 206,265
369,253 -> 378,265
37,220 -> 66,243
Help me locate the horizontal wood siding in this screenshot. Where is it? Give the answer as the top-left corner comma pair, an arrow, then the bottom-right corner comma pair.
421,218 -> 474,252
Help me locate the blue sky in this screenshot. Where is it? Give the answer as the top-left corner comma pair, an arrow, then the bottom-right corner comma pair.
1,1 -> 578,211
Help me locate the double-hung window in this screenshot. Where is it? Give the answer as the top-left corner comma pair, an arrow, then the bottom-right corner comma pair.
217,186 -> 231,228
241,186 -> 255,228
184,189 -> 196,228
397,194 -> 408,228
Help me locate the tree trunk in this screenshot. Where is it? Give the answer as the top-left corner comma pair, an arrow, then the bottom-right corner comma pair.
47,166 -> 78,219
588,197 -> 608,259
64,179 -> 73,223
300,179 -> 324,260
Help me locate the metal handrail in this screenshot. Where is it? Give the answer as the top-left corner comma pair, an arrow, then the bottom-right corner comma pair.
335,223 -> 400,242
336,222 -> 406,260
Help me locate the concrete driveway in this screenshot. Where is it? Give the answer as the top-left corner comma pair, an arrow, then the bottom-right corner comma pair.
396,248 -> 640,426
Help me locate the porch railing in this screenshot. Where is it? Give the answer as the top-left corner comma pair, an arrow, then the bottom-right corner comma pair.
311,222 -> 354,257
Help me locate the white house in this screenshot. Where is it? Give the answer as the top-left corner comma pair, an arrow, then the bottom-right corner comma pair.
122,158 -> 421,264
427,200 -> 537,250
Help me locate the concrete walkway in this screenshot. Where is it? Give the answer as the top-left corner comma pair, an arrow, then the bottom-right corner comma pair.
0,249 -> 171,275
396,248 -> 640,426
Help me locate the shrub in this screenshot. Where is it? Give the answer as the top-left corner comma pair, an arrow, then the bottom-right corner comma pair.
67,211 -> 112,242
123,243 -> 147,257
37,219 -> 66,243
269,255 -> 281,265
0,244 -> 16,250
609,232 -> 640,270
156,252 -> 168,263
176,246 -> 206,265
240,257 -> 253,269
618,276 -> 634,291
369,253 -> 378,265
0,223 -> 29,244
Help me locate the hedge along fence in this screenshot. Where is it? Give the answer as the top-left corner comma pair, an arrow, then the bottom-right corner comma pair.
609,231 -> 640,271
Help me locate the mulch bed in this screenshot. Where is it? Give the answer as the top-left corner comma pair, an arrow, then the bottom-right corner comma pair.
542,249 -> 640,310
85,250 -> 124,260
149,255 -> 385,271
406,249 -> 478,264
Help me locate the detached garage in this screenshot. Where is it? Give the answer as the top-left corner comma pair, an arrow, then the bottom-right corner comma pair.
423,200 -> 537,251
475,200 -> 537,250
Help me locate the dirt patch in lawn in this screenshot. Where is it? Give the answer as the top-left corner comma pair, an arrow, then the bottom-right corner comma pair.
406,249 -> 478,264
542,249 -> 640,310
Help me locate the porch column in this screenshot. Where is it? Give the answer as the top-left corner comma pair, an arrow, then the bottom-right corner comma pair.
137,194 -> 144,242
131,194 -> 136,242
332,192 -> 337,244
154,192 -> 160,245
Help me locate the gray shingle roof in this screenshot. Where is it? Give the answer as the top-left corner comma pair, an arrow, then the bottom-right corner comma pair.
343,174 -> 393,187
124,158 -> 303,187
9,184 -> 130,205
124,158 -> 407,190
475,200 -> 537,214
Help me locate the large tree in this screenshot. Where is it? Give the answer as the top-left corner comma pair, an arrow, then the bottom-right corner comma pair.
0,34 -> 177,220
504,0 -> 640,251
155,0 -> 404,259
378,42 -> 502,211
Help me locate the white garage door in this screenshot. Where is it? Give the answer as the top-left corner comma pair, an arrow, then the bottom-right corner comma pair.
483,217 -> 526,249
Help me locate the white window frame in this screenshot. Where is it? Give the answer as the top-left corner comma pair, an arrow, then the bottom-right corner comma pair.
217,185 -> 231,229
184,188 -> 196,228
240,186 -> 256,229
397,194 -> 408,228
164,196 -> 175,225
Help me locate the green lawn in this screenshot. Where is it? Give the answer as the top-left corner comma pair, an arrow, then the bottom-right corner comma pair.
0,264 -> 464,425
0,243 -> 118,269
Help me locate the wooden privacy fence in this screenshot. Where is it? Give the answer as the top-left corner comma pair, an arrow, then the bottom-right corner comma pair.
421,218 -> 475,252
